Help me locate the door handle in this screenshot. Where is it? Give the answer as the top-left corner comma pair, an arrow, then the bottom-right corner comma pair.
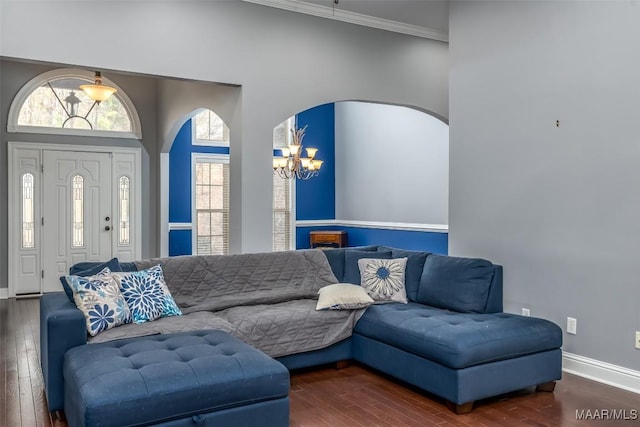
105,226 -> 111,231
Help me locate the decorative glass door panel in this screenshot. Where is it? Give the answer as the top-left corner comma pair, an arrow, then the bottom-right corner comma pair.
41,151 -> 112,293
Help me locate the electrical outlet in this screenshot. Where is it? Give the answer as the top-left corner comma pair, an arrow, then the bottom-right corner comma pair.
521,308 -> 531,317
635,331 -> 640,350
567,317 -> 577,335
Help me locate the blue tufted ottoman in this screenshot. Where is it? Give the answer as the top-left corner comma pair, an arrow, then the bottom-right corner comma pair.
63,330 -> 290,427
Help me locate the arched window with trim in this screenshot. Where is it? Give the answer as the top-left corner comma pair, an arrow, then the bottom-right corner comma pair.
193,109 -> 229,147
7,68 -> 142,139
168,109 -> 231,256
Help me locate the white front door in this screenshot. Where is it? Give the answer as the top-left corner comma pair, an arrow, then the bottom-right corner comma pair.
41,151 -> 113,293
8,143 -> 142,297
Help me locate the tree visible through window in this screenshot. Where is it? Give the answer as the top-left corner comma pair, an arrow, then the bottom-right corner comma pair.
17,77 -> 133,132
194,110 -> 229,144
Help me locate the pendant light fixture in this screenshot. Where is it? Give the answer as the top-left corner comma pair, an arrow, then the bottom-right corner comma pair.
80,71 -> 117,102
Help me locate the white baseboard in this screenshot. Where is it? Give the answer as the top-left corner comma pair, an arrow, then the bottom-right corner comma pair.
0,288 -> 8,300
563,352 -> 640,395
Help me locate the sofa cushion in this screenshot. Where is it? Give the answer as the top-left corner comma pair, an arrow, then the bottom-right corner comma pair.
63,330 -> 290,427
379,247 -> 429,302
343,250 -> 392,285
66,268 -> 131,336
354,303 -> 563,369
322,246 -> 378,282
217,299 -> 361,358
61,257 -> 123,303
417,254 -> 494,313
358,257 -> 408,304
316,283 -> 374,310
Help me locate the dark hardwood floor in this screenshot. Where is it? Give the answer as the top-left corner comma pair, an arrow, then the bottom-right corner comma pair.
2,297 -> 639,426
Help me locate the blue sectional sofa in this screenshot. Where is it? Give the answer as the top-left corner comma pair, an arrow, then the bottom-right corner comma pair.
40,246 -> 562,422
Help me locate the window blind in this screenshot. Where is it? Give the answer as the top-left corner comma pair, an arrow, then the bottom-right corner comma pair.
194,159 -> 229,255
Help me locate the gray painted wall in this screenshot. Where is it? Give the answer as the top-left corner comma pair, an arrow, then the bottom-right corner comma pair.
335,101 -> 449,225
0,0 -> 448,261
450,1 -> 640,370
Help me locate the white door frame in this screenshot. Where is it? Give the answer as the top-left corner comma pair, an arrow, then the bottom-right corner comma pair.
7,141 -> 142,298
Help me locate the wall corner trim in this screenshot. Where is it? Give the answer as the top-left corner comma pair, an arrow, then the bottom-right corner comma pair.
563,351 -> 640,395
0,289 -> 8,300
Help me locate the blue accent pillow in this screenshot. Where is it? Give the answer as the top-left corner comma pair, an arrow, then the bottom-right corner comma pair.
60,257 -> 123,303
385,248 -> 430,302
321,245 -> 378,282
112,265 -> 182,324
65,267 -> 132,336
416,254 -> 494,313
343,250 -> 392,284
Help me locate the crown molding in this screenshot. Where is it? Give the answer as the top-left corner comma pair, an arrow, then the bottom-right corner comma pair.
242,0 -> 448,42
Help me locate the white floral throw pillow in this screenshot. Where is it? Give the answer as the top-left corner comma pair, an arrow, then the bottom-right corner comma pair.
66,267 -> 132,336
358,257 -> 408,304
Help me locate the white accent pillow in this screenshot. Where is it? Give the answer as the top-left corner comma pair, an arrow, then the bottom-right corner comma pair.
316,283 -> 375,310
66,267 -> 132,336
358,257 -> 408,304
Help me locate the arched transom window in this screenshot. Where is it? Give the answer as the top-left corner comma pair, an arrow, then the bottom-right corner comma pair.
8,68 -> 142,139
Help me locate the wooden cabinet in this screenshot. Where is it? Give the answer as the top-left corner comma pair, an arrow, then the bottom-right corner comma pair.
310,231 -> 347,249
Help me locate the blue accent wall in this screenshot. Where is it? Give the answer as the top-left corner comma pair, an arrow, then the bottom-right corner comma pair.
296,226 -> 448,254
293,103 -> 448,255
296,104 -> 335,220
169,230 -> 192,256
168,119 -> 229,256
169,121 -> 192,223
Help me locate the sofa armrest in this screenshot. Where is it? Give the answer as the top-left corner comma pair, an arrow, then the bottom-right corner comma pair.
40,292 -> 87,412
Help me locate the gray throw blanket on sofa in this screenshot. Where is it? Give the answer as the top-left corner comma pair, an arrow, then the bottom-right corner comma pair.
89,250 -> 364,358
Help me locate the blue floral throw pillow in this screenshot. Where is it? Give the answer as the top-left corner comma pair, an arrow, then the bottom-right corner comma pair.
66,267 -> 132,336
112,265 -> 182,324
357,257 -> 409,304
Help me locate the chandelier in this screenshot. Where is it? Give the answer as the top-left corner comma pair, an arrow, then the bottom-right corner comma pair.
273,125 -> 323,180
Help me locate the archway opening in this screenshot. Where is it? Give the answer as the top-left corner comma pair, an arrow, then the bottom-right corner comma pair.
167,109 -> 231,257
273,101 -> 449,253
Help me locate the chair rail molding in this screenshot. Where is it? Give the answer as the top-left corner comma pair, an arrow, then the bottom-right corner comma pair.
168,223 -> 193,231
296,219 -> 448,233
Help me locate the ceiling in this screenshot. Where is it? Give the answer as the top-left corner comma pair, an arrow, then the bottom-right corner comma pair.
243,0 -> 449,41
